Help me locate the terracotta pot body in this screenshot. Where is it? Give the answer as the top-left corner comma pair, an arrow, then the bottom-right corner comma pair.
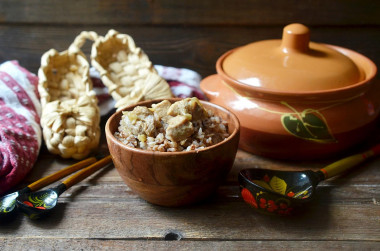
200,24 -> 379,160
105,98 -> 240,206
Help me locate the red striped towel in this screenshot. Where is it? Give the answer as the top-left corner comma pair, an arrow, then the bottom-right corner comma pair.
0,61 -> 42,195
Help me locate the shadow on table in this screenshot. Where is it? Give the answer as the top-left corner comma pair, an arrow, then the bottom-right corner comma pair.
148,181 -> 344,239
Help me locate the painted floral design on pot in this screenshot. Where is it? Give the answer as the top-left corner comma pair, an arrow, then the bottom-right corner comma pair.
281,102 -> 336,143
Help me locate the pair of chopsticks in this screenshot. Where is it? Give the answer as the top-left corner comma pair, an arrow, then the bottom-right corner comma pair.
0,155 -> 112,212
25,155 -> 112,193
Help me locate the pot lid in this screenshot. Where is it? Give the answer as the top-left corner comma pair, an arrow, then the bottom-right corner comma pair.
222,23 -> 364,92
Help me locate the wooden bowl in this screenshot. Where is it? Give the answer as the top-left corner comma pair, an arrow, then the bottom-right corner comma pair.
105,98 -> 240,206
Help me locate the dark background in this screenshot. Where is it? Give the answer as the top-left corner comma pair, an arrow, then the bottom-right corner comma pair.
0,0 -> 379,79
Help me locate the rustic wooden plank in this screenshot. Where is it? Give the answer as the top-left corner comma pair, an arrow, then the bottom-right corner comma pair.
0,195 -> 379,240
39,180 -> 380,203
0,0 -> 379,25
8,179 -> 378,216
0,239 -> 378,251
3,140 -> 376,243
16,161 -> 380,209
2,140 -> 380,241
0,25 -> 379,79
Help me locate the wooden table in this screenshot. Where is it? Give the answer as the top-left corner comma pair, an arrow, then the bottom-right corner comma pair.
1,121 -> 379,250
0,1 -> 379,250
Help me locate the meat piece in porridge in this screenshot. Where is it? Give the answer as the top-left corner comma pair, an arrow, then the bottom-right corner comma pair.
166,115 -> 194,142
150,99 -> 172,123
118,106 -> 157,139
167,97 -> 208,121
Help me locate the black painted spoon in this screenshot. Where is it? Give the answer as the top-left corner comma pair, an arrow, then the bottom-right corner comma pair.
0,156 -> 98,221
239,144 -> 380,216
16,155 -> 112,219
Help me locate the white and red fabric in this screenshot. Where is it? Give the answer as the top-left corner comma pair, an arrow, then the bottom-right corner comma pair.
154,65 -> 206,100
0,61 -> 42,195
90,65 -> 206,116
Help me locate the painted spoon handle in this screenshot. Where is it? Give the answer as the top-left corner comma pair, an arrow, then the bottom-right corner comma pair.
319,144 -> 380,179
27,156 -> 97,192
61,155 -> 112,189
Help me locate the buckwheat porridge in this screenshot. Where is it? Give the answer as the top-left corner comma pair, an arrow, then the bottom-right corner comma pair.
114,98 -> 230,152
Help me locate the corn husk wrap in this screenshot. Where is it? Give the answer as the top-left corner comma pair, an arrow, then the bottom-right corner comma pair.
38,31 -> 100,159
91,29 -> 173,111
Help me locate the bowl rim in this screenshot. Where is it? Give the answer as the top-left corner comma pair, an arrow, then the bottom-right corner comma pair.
105,98 -> 240,156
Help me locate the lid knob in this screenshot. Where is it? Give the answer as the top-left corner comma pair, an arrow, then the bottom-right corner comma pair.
281,23 -> 310,53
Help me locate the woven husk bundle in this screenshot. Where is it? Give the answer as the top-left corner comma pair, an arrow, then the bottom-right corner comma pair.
91,29 -> 173,110
38,31 -> 100,159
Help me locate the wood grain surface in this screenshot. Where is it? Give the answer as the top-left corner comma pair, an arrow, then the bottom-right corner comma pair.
0,1 -> 379,78
0,0 -> 379,250
0,0 -> 379,25
1,126 -> 379,250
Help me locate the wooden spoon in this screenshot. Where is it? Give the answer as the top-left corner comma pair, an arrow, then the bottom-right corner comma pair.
16,155 -> 112,219
0,156 -> 98,220
239,144 -> 380,216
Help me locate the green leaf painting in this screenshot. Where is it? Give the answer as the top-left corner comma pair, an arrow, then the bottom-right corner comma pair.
253,176 -> 287,195
269,176 -> 287,195
253,175 -> 311,199
281,102 -> 337,143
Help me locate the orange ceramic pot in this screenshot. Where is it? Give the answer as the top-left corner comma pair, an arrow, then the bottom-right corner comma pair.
200,23 -> 379,160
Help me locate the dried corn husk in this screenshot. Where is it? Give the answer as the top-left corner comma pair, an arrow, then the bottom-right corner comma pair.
91,29 -> 173,110
38,31 -> 100,159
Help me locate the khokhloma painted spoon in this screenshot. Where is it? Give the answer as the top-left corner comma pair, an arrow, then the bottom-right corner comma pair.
16,155 -> 112,219
0,156 -> 98,221
239,144 -> 380,216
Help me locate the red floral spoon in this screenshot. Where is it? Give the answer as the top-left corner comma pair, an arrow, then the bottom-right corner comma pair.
239,144 -> 380,216
16,155 -> 112,219
0,156 -> 99,221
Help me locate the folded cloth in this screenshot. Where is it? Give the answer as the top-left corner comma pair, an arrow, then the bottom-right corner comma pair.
0,61 -> 42,195
154,65 -> 206,100
91,65 -> 206,116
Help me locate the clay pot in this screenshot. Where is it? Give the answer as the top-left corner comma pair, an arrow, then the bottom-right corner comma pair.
200,23 -> 379,160
105,98 -> 240,206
